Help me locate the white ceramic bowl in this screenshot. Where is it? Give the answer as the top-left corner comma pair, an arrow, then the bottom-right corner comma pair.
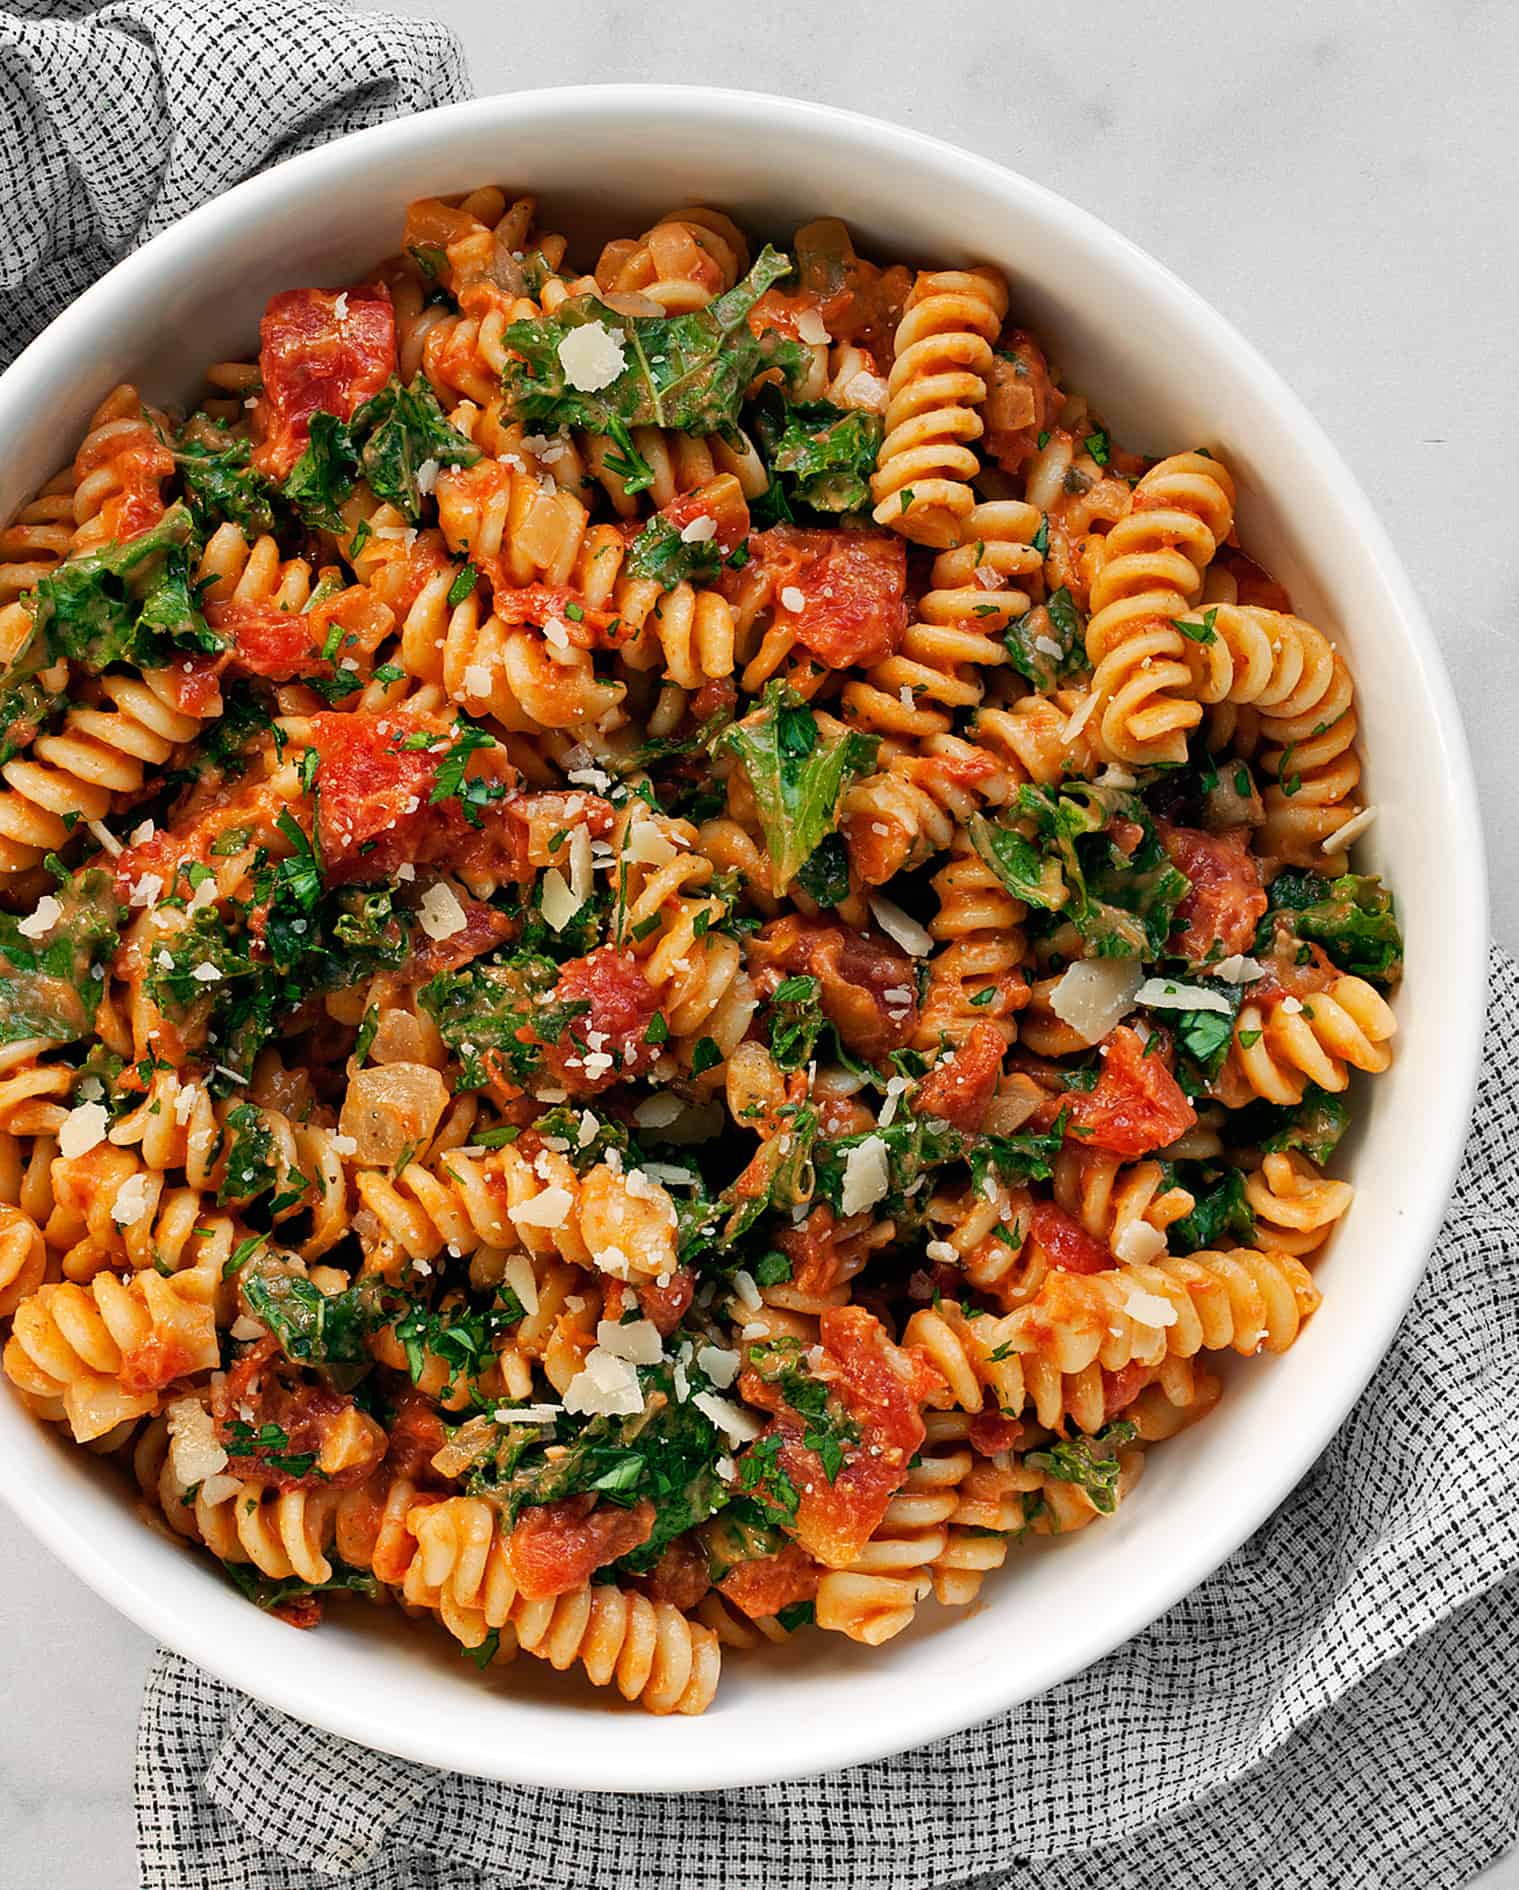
0,86 -> 1487,1791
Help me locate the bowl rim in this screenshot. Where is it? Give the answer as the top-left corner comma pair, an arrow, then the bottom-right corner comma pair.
0,82 -> 1489,1790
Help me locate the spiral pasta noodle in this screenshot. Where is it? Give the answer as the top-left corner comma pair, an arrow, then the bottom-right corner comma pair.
0,187 -> 1400,1715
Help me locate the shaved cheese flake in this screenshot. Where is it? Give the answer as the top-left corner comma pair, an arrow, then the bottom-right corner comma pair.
16,896 -> 60,938
1326,804 -> 1377,852
779,585 -> 807,613
795,307 -> 831,346
695,1343 -> 740,1388
1061,691 -> 1098,745
111,1173 -> 153,1225
843,369 -> 888,411
633,1092 -> 684,1129
1212,955 -> 1265,986
1048,959 -> 1143,1044
86,818 -> 123,857
679,514 -> 718,544
625,816 -> 676,867
539,866 -> 583,933
868,894 -> 932,958
730,1268 -> 763,1312
332,291 -> 349,321
508,1185 -> 573,1230
563,1347 -> 644,1416
693,1390 -> 764,1445
503,1253 -> 540,1319
595,1317 -> 663,1365
1123,1283 -> 1178,1327
567,826 -> 594,905
557,320 -> 626,392
165,1399 -> 227,1489
492,1403 -> 563,1424
59,1100 -> 109,1159
840,1135 -> 891,1215
1135,977 -> 1234,1016
418,881 -> 468,941
1112,1221 -> 1169,1266
172,1083 -> 200,1125
462,663 -> 492,698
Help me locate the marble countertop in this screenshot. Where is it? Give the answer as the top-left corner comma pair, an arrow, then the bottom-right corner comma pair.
3,3 -> 1515,1884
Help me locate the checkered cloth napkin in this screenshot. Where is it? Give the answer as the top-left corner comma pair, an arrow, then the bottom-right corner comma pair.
4,10 -> 1516,1883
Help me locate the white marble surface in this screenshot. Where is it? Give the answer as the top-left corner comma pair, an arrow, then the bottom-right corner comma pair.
2,2 -> 1515,1884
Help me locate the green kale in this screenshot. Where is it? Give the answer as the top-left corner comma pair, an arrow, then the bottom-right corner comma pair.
0,867 -> 121,1046
717,682 -> 878,891
500,1367 -> 732,1570
752,391 -> 882,514
222,1558 -> 382,1612
393,1289 -> 525,1398
349,375 -> 481,521
795,831 -> 851,908
1169,1167 -> 1255,1253
0,667 -> 66,766
719,1104 -> 818,1242
220,1419 -> 320,1481
1251,1086 -> 1352,1166
1025,1419 -> 1137,1516
419,954 -> 582,1089
970,783 -> 1189,958
624,512 -> 724,590
195,676 -> 279,779
282,411 -> 358,531
746,1339 -> 859,1483
1151,980 -> 1245,1078
766,973 -> 825,1073
32,507 -> 224,673
1003,587 -> 1086,692
216,1102 -> 279,1205
175,431 -> 278,537
241,1265 -> 380,1368
1265,870 -> 1403,983
502,246 -> 797,446
424,717 -> 505,828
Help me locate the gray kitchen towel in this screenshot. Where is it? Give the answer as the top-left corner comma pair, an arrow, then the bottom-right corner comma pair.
132,948 -> 1518,1890
0,0 -> 468,366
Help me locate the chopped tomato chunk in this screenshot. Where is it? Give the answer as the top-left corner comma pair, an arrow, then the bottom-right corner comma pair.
968,1412 -> 1024,1455
733,525 -> 907,668
717,1540 -> 820,1619
1028,1199 -> 1113,1276
305,707 -> 519,885
750,915 -> 918,1060
209,599 -> 318,682
532,946 -> 661,1097
643,1535 -> 712,1611
747,1306 -> 944,1570
252,285 -> 396,480
508,1495 -> 655,1600
913,1021 -> 1005,1132
636,1267 -> 695,1336
1060,1025 -> 1196,1159
1160,821 -> 1267,966
487,582 -> 621,642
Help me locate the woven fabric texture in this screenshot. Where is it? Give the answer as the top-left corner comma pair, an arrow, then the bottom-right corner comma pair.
0,0 -> 468,365
133,955 -> 1516,1889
